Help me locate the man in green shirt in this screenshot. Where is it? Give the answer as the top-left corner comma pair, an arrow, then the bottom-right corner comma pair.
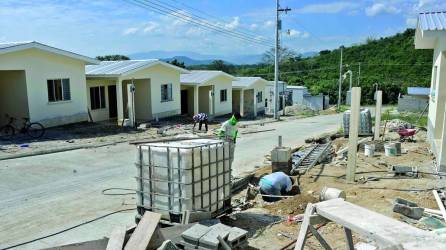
218,114 -> 240,161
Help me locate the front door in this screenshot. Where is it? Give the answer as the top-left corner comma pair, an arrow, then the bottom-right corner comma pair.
108,85 -> 118,118
181,89 -> 188,115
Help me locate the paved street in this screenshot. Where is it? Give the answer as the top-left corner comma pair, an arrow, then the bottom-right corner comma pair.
0,113 -> 341,249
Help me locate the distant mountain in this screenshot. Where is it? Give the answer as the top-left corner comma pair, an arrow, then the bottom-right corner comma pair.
128,50 -> 262,65
302,51 -> 318,58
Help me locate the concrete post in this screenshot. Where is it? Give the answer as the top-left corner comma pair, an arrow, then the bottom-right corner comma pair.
116,79 -> 124,126
438,103 -> 446,173
346,87 -> 361,183
240,90 -> 244,117
253,89 -> 258,118
278,135 -> 282,147
194,85 -> 199,115
374,91 -> 382,141
127,82 -> 136,127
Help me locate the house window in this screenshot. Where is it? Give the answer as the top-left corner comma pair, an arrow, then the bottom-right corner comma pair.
90,86 -> 106,110
161,83 -> 173,102
431,66 -> 438,102
47,78 -> 71,102
257,91 -> 263,103
220,89 -> 228,102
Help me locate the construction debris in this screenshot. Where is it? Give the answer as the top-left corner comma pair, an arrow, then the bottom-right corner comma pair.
393,197 -> 425,220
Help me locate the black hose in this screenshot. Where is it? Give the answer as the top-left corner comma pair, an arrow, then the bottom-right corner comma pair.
0,208 -> 135,250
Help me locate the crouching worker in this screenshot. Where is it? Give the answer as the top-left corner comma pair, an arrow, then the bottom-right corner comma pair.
193,113 -> 208,132
259,172 -> 295,202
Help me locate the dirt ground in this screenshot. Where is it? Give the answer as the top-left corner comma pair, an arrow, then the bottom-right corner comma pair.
228,127 -> 445,250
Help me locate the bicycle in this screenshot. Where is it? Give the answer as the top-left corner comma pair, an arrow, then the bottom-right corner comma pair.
0,114 -> 45,140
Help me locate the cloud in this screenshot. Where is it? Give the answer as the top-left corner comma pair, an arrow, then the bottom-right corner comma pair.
224,17 -> 240,30
249,23 -> 258,30
406,17 -> 417,27
143,21 -> 159,33
263,20 -> 274,28
365,3 -> 400,16
287,29 -> 310,39
296,2 -> 359,14
123,27 -> 139,35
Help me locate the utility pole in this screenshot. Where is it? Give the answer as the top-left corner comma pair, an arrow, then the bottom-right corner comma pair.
274,0 -> 291,120
337,46 -> 343,109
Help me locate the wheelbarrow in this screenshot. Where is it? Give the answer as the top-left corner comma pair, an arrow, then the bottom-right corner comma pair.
397,128 -> 417,142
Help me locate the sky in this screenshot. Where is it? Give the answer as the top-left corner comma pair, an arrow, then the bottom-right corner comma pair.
0,0 -> 445,58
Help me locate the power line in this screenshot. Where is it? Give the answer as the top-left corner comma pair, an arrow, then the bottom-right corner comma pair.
162,0 -> 275,44
125,0 -> 274,48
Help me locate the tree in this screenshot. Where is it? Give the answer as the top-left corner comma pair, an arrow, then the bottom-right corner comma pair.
262,47 -> 298,65
96,55 -> 130,61
208,60 -> 234,73
167,59 -> 186,68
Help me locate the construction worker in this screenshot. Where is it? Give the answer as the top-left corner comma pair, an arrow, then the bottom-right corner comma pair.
217,113 -> 240,161
193,113 -> 208,132
259,172 -> 295,202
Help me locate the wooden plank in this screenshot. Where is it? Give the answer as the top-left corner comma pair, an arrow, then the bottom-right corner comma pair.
315,199 -> 446,249
336,137 -> 369,156
294,203 -> 315,250
346,87 -> 361,183
124,212 -> 162,250
343,227 -> 354,250
432,190 -> 446,223
106,226 -> 127,250
374,91 -> 382,140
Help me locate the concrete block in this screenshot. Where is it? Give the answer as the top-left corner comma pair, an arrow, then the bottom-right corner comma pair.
393,198 -> 424,220
209,223 -> 248,247
182,224 -> 211,243
271,147 -> 291,162
198,226 -> 229,250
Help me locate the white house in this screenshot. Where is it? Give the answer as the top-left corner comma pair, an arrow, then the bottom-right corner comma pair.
0,41 -> 98,127
415,11 -> 446,172
180,70 -> 235,118
85,60 -> 189,124
265,81 -> 287,115
286,85 -> 309,105
232,77 -> 268,117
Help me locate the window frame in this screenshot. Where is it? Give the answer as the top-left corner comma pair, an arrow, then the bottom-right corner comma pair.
47,78 -> 71,103
220,89 -> 228,102
90,86 -> 106,110
256,91 -> 263,103
161,83 -> 173,102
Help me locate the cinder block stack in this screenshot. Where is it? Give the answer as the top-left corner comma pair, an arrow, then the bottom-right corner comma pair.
180,223 -> 248,249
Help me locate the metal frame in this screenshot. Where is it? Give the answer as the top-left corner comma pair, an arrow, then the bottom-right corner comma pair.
135,141 -> 232,219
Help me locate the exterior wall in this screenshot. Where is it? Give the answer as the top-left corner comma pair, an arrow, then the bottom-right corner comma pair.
303,94 -> 324,111
243,89 -> 255,116
0,49 -> 88,127
206,75 -> 232,116
428,39 -> 446,144
288,88 -> 309,105
198,85 -> 212,114
122,64 -> 181,120
86,78 -> 117,122
252,80 -> 267,114
398,95 -> 429,112
0,70 -> 29,125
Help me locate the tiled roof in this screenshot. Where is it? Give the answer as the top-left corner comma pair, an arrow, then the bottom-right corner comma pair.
418,11 -> 446,31
86,60 -> 188,76
233,77 -> 266,88
0,41 -> 98,64
180,70 -> 234,84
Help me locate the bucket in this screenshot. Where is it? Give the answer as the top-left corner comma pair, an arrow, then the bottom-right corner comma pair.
320,187 -> 346,201
384,143 -> 397,157
364,144 -> 375,157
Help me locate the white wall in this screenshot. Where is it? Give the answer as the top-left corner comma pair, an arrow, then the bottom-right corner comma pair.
429,38 -> 446,142
0,49 -> 89,127
124,64 -> 181,120
204,75 -> 233,116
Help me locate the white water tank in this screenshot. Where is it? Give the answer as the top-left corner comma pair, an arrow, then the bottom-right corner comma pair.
135,139 -> 232,221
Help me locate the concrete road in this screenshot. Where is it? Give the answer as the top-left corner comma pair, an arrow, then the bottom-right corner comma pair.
0,113 -> 341,249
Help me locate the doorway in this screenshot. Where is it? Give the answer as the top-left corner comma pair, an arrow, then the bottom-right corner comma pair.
108,85 -> 117,118
181,89 -> 188,115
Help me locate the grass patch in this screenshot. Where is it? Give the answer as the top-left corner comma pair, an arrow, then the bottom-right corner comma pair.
336,105 -> 349,113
